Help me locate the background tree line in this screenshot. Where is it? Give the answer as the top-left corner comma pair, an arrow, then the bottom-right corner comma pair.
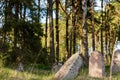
0,0 -> 120,66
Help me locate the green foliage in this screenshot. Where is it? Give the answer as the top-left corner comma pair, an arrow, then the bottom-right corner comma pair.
0,0 -> 45,64
30,64 -> 51,70
117,26 -> 120,41
0,54 -> 4,67
0,53 -> 9,67
0,0 -> 120,67
9,19 -> 44,63
0,39 -> 10,66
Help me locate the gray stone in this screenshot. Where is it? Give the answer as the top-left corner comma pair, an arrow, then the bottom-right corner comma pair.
17,62 -> 24,72
89,51 -> 106,78
112,49 -> 120,74
54,52 -> 83,80
52,62 -> 63,73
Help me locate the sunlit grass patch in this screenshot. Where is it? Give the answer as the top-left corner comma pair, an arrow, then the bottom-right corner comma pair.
0,64 -> 54,80
1,64 -> 120,80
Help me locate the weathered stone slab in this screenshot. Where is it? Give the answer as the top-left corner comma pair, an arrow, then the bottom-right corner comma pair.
89,51 -> 106,78
54,52 -> 83,80
112,49 -> 120,74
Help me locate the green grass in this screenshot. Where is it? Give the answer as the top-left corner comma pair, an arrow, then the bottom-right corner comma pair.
75,66 -> 120,80
1,64 -> 120,80
0,64 -> 55,80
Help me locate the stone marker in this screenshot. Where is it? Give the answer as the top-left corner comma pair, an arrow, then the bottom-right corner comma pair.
54,52 -> 83,80
52,62 -> 63,73
17,62 -> 24,72
112,49 -> 120,74
89,51 -> 106,78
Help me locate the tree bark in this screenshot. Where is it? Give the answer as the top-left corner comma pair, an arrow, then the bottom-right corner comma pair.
3,0 -> 7,44
72,0 -> 76,54
55,0 -> 59,63
91,0 -> 95,51
48,0 -> 55,64
101,0 -> 104,55
45,5 -> 48,49
82,0 -> 89,65
14,1 -> 19,49
23,2 -> 26,19
38,0 -> 40,22
69,31 -> 73,57
65,0 -> 69,59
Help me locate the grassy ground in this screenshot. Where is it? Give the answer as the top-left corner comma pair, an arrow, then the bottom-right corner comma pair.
75,66 -> 120,80
0,64 -> 120,80
0,64 -> 54,80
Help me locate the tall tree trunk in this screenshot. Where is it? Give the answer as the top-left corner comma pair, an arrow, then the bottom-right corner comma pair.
23,2 -> 26,19
45,5 -> 48,49
108,26 -> 111,61
14,1 -> 19,48
69,31 -> 73,57
38,0 -> 40,22
19,2 -> 22,19
65,0 -> 69,59
105,2 -> 110,54
48,0 -> 55,64
107,0 -> 112,63
69,0 -> 73,56
44,3 -> 48,64
82,0 -> 89,65
91,0 -> 95,51
55,0 -> 59,63
72,0 -> 76,54
101,0 -> 104,55
14,1 -> 19,61
105,5 -> 109,64
3,0 -> 7,44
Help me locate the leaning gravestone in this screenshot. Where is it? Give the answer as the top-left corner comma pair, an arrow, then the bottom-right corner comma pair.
112,49 -> 120,74
54,52 -> 83,80
89,51 -> 106,78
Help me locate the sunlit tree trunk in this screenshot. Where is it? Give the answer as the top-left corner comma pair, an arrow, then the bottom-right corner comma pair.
107,0 -> 112,62
82,0 -> 89,65
108,26 -> 111,60
105,7 -> 108,63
